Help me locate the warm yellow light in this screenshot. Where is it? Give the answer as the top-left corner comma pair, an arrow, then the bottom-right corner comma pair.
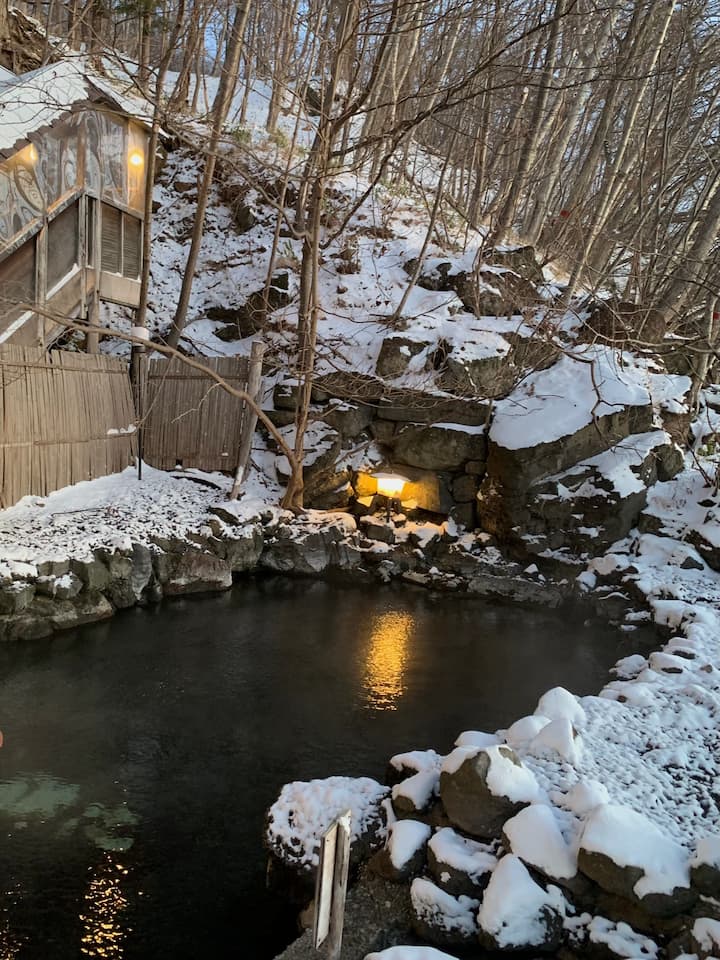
363,610 -> 413,710
26,143 -> 38,164
128,149 -> 144,168
373,472 -> 406,498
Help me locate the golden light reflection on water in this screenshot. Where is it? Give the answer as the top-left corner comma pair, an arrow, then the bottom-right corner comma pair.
362,610 -> 414,710
0,883 -> 25,959
80,854 -> 130,958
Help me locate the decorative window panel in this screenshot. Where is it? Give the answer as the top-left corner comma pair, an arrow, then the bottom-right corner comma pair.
47,201 -> 79,292
101,114 -> 127,206
0,238 -> 36,326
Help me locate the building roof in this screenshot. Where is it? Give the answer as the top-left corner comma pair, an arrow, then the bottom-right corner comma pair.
0,58 -> 151,158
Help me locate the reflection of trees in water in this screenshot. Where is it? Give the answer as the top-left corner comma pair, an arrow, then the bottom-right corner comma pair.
0,774 -> 137,850
0,776 -> 138,957
363,610 -> 414,711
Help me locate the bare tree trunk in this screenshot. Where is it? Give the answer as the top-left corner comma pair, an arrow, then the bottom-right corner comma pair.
492,0 -> 566,242
168,0 -> 251,349
657,177 -> 720,323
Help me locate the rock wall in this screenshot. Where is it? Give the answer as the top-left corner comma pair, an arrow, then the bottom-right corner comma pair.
0,510 -> 573,642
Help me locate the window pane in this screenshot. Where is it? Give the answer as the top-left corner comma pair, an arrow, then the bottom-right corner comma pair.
86,197 -> 96,267
101,203 -> 122,273
47,201 -> 79,291
123,214 -> 142,279
0,239 -> 36,327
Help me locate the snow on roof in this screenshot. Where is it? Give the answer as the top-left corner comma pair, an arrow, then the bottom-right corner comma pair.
0,58 -> 149,157
0,66 -> 16,83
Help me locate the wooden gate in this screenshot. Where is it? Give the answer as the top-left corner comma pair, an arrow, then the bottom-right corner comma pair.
142,349 -> 263,473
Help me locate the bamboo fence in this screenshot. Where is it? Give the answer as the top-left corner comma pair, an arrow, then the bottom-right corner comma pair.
0,345 -> 136,507
143,355 -> 253,472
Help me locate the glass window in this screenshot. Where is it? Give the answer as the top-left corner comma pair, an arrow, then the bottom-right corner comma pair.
46,201 -> 79,292
0,239 -> 36,326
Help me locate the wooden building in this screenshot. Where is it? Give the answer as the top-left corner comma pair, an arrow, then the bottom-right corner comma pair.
0,60 -> 150,348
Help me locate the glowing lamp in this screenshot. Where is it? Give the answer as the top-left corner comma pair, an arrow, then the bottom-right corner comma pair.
373,472 -> 407,522
128,149 -> 144,168
26,143 -> 39,164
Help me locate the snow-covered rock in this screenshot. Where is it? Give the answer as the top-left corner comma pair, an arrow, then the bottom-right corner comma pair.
528,717 -> 583,764
427,827 -> 497,897
369,819 -> 431,882
477,854 -> 565,952
586,916 -> 659,959
578,804 -> 695,916
266,776 -> 389,874
691,918 -> 720,960
439,745 -> 541,839
535,686 -> 587,727
690,836 -> 720,897
504,714 -> 551,748
410,877 -> 479,946
502,804 -> 577,881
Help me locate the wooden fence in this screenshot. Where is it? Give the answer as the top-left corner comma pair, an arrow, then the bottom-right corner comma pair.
0,345 -> 136,507
142,351 -> 262,473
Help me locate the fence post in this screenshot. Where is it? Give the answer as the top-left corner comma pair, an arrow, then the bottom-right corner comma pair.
230,340 -> 265,500
131,326 -> 150,480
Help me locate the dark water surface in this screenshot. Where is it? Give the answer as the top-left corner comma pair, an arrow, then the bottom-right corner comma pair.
0,578 -> 653,960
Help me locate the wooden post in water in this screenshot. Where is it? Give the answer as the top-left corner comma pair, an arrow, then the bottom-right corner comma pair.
230,339 -> 265,499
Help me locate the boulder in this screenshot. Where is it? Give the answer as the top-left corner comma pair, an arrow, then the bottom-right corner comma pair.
436,334 -> 516,398
369,820 -> 431,882
581,916 -> 661,960
376,336 -> 431,379
220,527 -> 264,572
477,854 -> 564,952
502,805 -> 578,887
323,400 -> 375,439
152,541 -> 232,595
36,572 -> 83,600
691,917 -> 720,960
391,769 -> 439,816
392,423 -> 486,472
584,300 -> 667,347
377,391 -> 489,427
488,246 -> 545,285
26,592 -> 114,631
427,827 -> 497,897
439,745 -> 540,839
207,274 -> 290,339
386,749 -> 444,787
410,878 -> 479,947
578,804 -> 696,917
485,350 -> 654,492
70,555 -> 110,593
0,580 -> 35,614
691,836 -> 720,897
266,775 -> 389,886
